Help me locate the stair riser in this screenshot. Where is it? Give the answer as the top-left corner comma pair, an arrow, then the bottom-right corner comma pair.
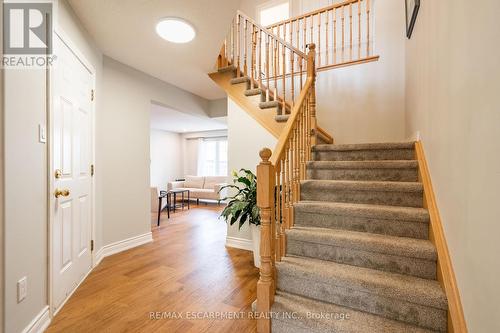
313,149 -> 415,161
307,168 -> 418,181
286,239 -> 436,279
272,320 -> 311,333
245,92 -> 266,103
276,273 -> 447,332
300,189 -> 423,208
294,210 -> 429,239
230,79 -> 251,90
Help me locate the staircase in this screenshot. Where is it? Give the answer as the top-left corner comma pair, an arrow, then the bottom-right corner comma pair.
210,5 -> 464,333
270,142 -> 448,332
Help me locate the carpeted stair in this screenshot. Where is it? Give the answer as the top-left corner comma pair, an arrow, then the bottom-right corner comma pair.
271,141 -> 448,333
218,66 -> 289,122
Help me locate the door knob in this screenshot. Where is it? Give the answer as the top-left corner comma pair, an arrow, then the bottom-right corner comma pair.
54,189 -> 70,198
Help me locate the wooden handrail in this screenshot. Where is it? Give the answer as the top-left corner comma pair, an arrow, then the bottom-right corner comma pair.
237,10 -> 306,59
266,0 -> 375,70
255,43 -> 317,333
270,77 -> 313,165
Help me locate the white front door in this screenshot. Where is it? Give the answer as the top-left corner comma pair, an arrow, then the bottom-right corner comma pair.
51,33 -> 94,313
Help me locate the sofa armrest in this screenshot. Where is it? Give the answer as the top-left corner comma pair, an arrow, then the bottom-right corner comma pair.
168,181 -> 185,190
214,183 -> 229,199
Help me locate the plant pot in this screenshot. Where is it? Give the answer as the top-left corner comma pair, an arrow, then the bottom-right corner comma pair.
250,224 -> 261,268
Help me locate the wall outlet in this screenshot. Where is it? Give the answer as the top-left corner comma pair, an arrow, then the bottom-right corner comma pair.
17,277 -> 27,303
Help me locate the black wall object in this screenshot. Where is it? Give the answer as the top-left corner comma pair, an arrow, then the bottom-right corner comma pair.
406,0 -> 420,38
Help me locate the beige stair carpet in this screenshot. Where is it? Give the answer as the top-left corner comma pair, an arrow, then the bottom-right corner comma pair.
271,142 -> 448,333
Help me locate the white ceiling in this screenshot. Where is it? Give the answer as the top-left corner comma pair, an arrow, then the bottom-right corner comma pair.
68,0 -> 241,100
150,103 -> 227,133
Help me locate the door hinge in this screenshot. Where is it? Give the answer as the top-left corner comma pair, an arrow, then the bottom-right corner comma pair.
91,89 -> 95,101
91,240 -> 94,252
91,164 -> 94,176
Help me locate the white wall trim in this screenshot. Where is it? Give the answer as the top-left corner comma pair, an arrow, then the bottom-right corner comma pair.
225,236 -> 253,251
99,232 -> 153,259
94,246 -> 105,268
22,306 -> 51,333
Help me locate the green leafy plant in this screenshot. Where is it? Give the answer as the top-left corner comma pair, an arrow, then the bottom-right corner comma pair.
219,169 -> 260,229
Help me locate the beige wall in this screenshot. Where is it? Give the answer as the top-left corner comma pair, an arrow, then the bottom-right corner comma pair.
405,1 -> 500,332
315,0 -> 406,143
101,57 -> 214,245
226,97 -> 276,247
150,129 -> 183,191
0,2 -> 4,330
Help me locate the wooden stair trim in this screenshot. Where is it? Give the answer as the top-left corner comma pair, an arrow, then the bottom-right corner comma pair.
415,141 -> 468,333
317,55 -> 380,72
208,71 -> 284,138
316,126 -> 334,144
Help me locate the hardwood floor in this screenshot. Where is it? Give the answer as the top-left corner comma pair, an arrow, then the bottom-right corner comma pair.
47,205 -> 259,333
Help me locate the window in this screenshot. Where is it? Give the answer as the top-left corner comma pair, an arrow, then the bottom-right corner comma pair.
198,138 -> 228,176
259,1 -> 290,26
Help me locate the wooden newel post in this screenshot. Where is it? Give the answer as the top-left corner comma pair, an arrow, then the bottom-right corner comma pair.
307,43 -> 317,146
256,148 -> 275,333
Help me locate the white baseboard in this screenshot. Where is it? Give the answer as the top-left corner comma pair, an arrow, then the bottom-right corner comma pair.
98,232 -> 153,260
22,306 -> 51,333
94,246 -> 105,267
225,236 -> 253,251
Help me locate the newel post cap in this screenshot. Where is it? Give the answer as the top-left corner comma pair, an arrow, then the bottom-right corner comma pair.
259,148 -> 272,162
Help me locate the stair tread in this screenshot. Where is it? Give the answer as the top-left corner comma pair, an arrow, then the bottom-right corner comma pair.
313,142 -> 415,151
272,291 -> 437,333
307,160 -> 418,169
294,201 -> 429,222
259,100 -> 280,109
229,76 -> 250,84
287,226 -> 436,260
275,114 -> 289,122
277,256 -> 447,310
244,88 -> 263,96
301,179 -> 423,192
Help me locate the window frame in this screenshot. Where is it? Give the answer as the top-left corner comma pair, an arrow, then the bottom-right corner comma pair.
256,0 -> 291,26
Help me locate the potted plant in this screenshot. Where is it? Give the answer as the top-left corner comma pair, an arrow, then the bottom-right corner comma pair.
219,169 -> 261,267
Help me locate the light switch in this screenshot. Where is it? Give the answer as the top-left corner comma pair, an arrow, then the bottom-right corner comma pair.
38,124 -> 46,143
17,276 -> 27,303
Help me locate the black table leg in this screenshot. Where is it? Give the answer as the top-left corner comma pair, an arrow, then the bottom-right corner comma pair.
173,192 -> 176,212
157,196 -> 162,226
181,192 -> 185,210
188,191 -> 190,209
167,193 -> 170,219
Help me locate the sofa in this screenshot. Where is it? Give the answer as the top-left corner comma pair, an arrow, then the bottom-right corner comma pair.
167,176 -> 228,204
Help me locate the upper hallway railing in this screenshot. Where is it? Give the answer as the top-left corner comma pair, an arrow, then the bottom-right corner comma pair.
266,0 -> 378,71
218,10 -> 312,112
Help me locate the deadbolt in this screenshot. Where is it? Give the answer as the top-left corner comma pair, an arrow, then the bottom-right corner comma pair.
54,169 -> 62,179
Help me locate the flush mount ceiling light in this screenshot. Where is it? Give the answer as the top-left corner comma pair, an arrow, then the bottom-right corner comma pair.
156,18 -> 196,43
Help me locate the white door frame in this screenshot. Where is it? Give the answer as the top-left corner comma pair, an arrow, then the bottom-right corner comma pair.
47,26 -> 97,316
